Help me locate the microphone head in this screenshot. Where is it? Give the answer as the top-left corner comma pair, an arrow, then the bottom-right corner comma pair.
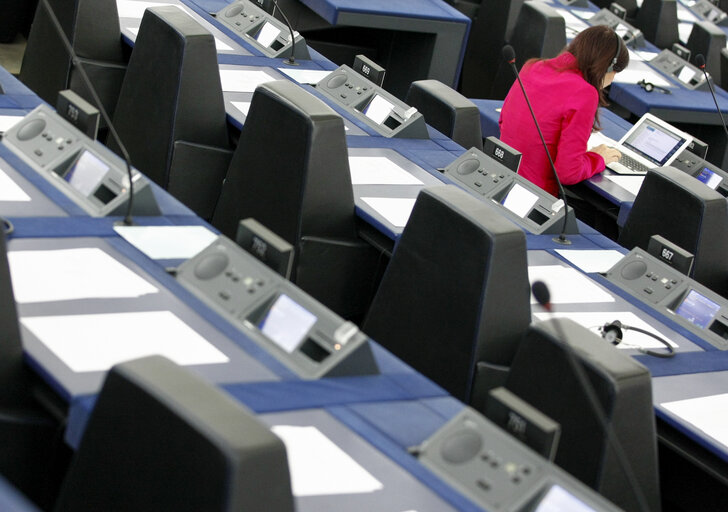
502,45 -> 516,64
531,281 -> 551,308
695,54 -> 706,69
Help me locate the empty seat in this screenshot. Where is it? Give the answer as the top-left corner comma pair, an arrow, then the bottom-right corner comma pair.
362,185 -> 531,403
212,80 -> 382,321
686,20 -> 727,86
107,6 -> 232,219
406,79 -> 483,150
20,0 -> 126,117
634,0 -> 679,49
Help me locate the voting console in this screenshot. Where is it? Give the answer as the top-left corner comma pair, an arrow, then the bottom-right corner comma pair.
176,236 -> 378,378
215,0 -> 310,60
604,248 -> 728,350
442,144 -> 578,236
316,65 -> 429,139
1,105 -> 159,217
417,407 -> 622,512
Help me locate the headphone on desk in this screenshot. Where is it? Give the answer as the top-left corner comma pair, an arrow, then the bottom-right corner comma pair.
638,79 -> 671,94
599,320 -> 676,358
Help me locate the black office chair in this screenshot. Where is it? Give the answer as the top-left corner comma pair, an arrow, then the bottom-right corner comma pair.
686,20 -> 727,87
618,166 -> 728,298
634,0 -> 679,49
362,185 -> 531,404
500,318 -> 660,512
592,0 -> 639,19
212,80 -> 382,322
458,0 -> 525,99
20,0 -> 126,118
721,47 -> 728,92
405,79 -> 483,150
107,6 -> 232,220
489,1 -> 566,100
0,231 -> 70,509
54,356 -> 294,512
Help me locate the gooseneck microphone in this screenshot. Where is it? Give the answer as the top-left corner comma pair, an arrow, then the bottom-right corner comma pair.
39,0 -> 136,226
502,45 -> 571,245
273,0 -> 299,66
531,281 -> 651,512
696,54 -> 728,143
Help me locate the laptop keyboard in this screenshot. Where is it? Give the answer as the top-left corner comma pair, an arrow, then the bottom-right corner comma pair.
618,154 -> 648,173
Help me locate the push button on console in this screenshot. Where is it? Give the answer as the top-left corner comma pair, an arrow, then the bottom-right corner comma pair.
194,252 -> 229,280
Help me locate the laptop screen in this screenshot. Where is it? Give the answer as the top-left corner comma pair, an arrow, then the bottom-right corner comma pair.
622,117 -> 687,166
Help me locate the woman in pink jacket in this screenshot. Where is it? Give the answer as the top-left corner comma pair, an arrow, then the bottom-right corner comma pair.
499,25 -> 628,197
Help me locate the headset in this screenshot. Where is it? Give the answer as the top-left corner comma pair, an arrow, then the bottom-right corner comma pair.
599,320 -> 676,358
607,30 -> 621,74
638,79 -> 672,94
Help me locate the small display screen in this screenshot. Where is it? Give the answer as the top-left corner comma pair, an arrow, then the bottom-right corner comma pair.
259,294 -> 317,352
677,66 -> 696,85
363,94 -> 395,125
255,21 -> 280,47
533,485 -> 597,512
64,150 -> 109,196
675,289 -> 721,329
696,167 -> 723,190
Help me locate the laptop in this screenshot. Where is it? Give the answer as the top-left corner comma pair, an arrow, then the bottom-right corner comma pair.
605,113 -> 693,175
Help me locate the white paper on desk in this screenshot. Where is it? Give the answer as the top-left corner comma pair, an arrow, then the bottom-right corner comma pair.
613,67 -> 673,89
349,156 -> 423,186
555,249 -> 625,274
676,4 -> 699,23
364,95 -> 395,125
528,265 -> 615,304
21,311 -> 229,372
219,69 -> 275,93
661,393 -> 728,446
534,311 -> 678,350
553,8 -> 589,33
116,0 -> 175,19
271,425 -> 383,496
8,248 -> 158,303
277,68 -> 331,85
569,9 -> 593,20
605,174 -> 645,196
0,168 -> 31,202
588,131 -> 618,149
361,197 -> 416,228
215,37 -> 233,52
0,115 -> 23,134
114,225 -> 218,260
628,49 -> 659,63
231,101 -> 252,117
502,183 -> 539,218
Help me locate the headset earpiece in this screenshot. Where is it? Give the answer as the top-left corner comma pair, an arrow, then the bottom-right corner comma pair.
601,321 -> 623,345
607,30 -> 621,74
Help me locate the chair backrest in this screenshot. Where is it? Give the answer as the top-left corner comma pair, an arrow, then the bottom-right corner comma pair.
406,79 -> 483,150
687,20 -> 727,86
362,185 -> 531,403
459,0 -> 525,99
504,318 -> 660,512
618,166 -> 728,298
213,79 -> 357,259
490,1 -> 566,100
635,0 -> 679,49
54,356 -> 294,512
20,0 -> 124,113
108,6 -> 229,195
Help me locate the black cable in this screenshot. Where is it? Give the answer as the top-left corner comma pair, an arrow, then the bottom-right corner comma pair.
39,0 -> 135,226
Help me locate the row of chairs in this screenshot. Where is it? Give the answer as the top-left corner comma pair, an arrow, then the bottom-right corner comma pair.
457,0 -> 728,99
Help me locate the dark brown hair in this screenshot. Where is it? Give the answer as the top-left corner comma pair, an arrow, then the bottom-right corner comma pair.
563,25 -> 629,128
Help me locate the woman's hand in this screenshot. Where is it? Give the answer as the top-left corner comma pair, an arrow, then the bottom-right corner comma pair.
590,144 -> 622,165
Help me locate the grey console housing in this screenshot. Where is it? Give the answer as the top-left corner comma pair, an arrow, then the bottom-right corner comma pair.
316,65 -> 429,139
176,236 -> 378,378
2,104 -> 159,217
604,248 -> 728,350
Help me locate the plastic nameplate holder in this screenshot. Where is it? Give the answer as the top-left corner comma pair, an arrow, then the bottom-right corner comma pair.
363,95 -> 395,125
674,289 -> 721,329
256,21 -> 280,48
258,294 -> 317,353
63,150 -> 111,197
